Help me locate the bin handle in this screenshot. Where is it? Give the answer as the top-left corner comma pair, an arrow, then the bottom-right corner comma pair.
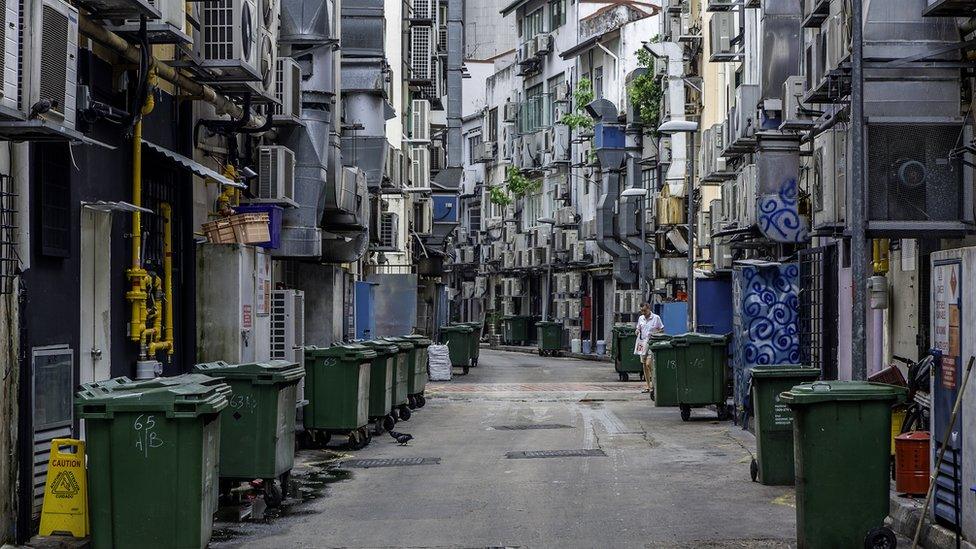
810,381 -> 831,393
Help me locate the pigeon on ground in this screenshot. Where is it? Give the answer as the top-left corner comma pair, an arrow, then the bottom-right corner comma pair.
389,431 -> 413,445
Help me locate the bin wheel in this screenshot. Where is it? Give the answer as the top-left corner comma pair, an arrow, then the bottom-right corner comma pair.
358,427 -> 372,448
462,365 -> 470,375
621,372 -> 630,382
296,429 -> 313,450
408,395 -> 417,409
383,414 -> 396,432
373,421 -> 385,436
399,405 -> 412,421
473,358 -> 478,367
348,430 -> 361,450
416,395 -> 426,408
264,480 -> 283,508
864,527 -> 897,549
680,405 -> 691,422
639,372 -> 645,381
317,430 -> 332,447
749,458 -> 759,483
717,405 -> 732,421
538,350 -> 544,356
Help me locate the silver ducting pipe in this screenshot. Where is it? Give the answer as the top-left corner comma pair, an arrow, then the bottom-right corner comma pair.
280,0 -> 336,44
621,130 -> 655,287
597,169 -> 637,285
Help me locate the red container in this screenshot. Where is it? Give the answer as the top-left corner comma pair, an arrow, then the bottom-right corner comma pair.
895,431 -> 930,496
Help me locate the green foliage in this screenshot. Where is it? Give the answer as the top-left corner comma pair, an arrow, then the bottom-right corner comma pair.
488,185 -> 512,206
560,78 -> 595,130
628,48 -> 664,131
487,167 -> 543,206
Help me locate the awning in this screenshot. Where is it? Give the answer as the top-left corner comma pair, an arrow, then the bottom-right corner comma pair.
500,0 -> 529,16
560,29 -> 621,60
142,140 -> 245,188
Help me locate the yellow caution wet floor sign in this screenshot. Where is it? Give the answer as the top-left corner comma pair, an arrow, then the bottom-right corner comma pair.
39,438 -> 89,537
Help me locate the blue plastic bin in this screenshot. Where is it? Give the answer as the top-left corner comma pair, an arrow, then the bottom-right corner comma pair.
235,204 -> 283,249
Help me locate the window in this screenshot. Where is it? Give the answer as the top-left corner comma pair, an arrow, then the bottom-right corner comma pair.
547,73 -> 565,125
379,212 -> 399,249
523,9 -> 544,40
641,168 -> 656,190
37,144 -> 71,258
468,205 -> 482,232
521,83 -> 549,133
488,107 -> 498,142
594,67 -> 604,100
522,188 -> 543,231
549,0 -> 565,29
467,134 -> 483,163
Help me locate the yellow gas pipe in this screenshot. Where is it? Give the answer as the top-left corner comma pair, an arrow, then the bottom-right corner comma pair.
126,87 -> 155,344
872,239 -> 890,275
148,202 -> 174,356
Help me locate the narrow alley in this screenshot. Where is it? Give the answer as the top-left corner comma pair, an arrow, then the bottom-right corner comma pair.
211,349 -> 796,548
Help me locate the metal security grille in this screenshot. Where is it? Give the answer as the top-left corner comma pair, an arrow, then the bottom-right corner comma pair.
273,60 -> 284,115
40,4 -> 67,116
0,174 -> 17,294
379,212 -> 398,249
506,449 -> 606,459
270,291 -> 287,360
492,424 -> 571,431
411,0 -> 432,20
867,124 -> 963,223
0,0 -> 7,80
37,144 -> 70,257
342,457 -> 441,468
798,245 -> 838,379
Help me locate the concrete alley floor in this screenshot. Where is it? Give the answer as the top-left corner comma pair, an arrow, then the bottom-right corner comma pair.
211,349 -> 797,548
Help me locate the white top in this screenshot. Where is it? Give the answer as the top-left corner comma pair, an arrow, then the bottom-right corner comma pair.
636,313 -> 665,340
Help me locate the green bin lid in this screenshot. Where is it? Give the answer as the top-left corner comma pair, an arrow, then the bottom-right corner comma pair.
672,332 -> 728,345
76,374 -> 231,418
192,360 -> 305,384
459,321 -> 483,329
535,321 -> 562,327
441,325 -> 473,334
401,334 -> 433,347
305,344 -> 377,362
381,336 -> 416,350
779,381 -> 907,406
360,340 -> 399,356
750,365 -> 821,380
649,340 -> 673,349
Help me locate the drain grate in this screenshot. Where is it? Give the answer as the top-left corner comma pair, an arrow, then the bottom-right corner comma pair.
492,424 -> 573,431
505,449 -> 606,459
341,457 -> 441,468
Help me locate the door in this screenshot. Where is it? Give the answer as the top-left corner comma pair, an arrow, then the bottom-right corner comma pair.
79,208 -> 112,387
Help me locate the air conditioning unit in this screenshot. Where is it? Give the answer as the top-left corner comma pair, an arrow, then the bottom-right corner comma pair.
503,101 -> 519,123
249,146 -> 297,206
712,240 -> 733,270
473,140 -> 496,163
556,299 -> 568,320
812,128 -> 847,229
503,250 -> 515,268
23,0 -> 79,130
553,82 -> 570,103
736,163 -> 758,226
271,57 -> 301,123
824,12 -> 850,74
409,145 -> 430,187
270,289 -> 304,365
780,76 -> 812,130
379,211 -> 399,249
804,32 -> 824,98
502,298 -> 515,316
572,241 -> 586,261
708,11 -> 738,62
510,278 -> 523,297
108,0 -> 191,45
409,25 -> 434,79
865,122 -> 973,235
534,246 -> 549,265
555,206 -> 575,226
411,99 -> 431,142
534,33 -> 551,56
0,0 -> 22,119
197,0 -> 261,81
730,84 -> 759,150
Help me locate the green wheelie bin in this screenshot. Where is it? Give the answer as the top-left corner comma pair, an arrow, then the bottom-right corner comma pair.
650,339 -> 680,406
748,365 -> 821,485
536,321 -> 563,357
360,340 -> 400,433
441,324 -> 473,375
612,324 -> 643,381
401,334 -> 433,406
780,381 -> 907,548
459,321 -> 483,366
673,333 -> 730,421
191,360 -> 304,506
303,344 -> 376,449
382,337 -> 414,420
76,374 -> 231,549
501,315 -> 531,345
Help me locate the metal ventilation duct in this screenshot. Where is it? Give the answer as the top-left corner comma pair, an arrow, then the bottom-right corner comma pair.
620,128 -> 655,285
279,0 -> 335,44
759,0 -> 801,106
340,0 -> 385,58
597,169 -> 637,285
862,0 -> 961,118
293,45 -> 337,102
276,107 -> 331,258
755,134 -> 808,243
320,228 -> 369,263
